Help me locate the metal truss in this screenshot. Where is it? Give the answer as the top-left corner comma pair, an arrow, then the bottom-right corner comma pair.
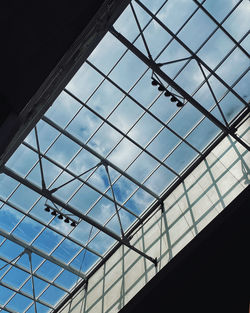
2,165 -> 157,266
1,0 -> 249,312
110,23 -> 249,151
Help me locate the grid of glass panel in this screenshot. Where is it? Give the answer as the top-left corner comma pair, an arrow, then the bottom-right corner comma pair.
0,0 -> 249,312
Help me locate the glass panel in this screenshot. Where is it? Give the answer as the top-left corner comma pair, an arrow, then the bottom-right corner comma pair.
215,48 -> 249,86
6,144 -> 38,178
6,294 -> 32,313
88,32 -> 127,75
0,285 -> 14,305
203,0 -> 236,22
178,9 -> 217,51
69,249 -> 99,273
0,204 -> 24,233
45,91 -> 81,129
66,62 -> 103,102
2,267 -> 29,289
52,239 -> 81,265
8,185 -> 40,213
165,142 -> 198,174
223,0 -> 250,40
32,229 -> 63,255
12,217 -> 43,244
156,0 -> 197,33
35,261 -> 61,282
55,270 -> 78,290
39,285 -> 66,307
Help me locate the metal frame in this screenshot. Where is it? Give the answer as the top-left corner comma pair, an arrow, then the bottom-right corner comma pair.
109,27 -> 249,151
0,0 -> 249,312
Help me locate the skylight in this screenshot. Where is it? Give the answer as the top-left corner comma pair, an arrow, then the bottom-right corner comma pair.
0,0 -> 249,312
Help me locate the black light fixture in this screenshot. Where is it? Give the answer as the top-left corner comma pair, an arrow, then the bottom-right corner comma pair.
164,90 -> 171,97
44,206 -> 50,212
58,214 -> 64,220
71,221 -> 77,227
170,96 -> 178,102
51,210 -> 57,216
64,217 -> 70,223
158,84 -> 165,91
176,101 -> 184,107
151,78 -> 158,86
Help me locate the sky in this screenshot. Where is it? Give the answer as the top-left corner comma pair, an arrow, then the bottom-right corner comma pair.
0,0 -> 249,312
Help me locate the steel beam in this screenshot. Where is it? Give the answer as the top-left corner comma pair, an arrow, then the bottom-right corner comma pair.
109,26 -> 250,151
42,115 -> 160,200
2,166 -> 157,265
0,227 -> 86,279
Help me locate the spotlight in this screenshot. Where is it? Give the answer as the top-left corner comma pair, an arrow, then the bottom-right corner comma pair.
64,217 -> 70,223
170,96 -> 178,102
44,206 -> 50,212
151,79 -> 158,86
58,214 -> 64,220
158,84 -> 165,91
71,221 -> 77,227
51,210 -> 57,216
176,101 -> 184,107
164,90 -> 171,97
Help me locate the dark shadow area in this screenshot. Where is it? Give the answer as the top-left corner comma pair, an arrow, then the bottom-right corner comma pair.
119,184 -> 250,313
0,0 -> 104,117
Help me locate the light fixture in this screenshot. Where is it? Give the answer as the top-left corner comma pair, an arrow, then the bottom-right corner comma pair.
158,84 -> 165,91
51,210 -> 57,216
64,217 -> 70,223
58,214 -> 64,220
151,78 -> 158,86
170,96 -> 178,102
71,221 -> 77,227
44,206 -> 50,212
176,101 -> 184,107
164,90 -> 171,97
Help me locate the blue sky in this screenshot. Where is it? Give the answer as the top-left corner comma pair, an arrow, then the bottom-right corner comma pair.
0,0 -> 249,311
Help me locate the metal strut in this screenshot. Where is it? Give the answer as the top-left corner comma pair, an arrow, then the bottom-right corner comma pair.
2,166 -> 157,266
109,26 -> 250,152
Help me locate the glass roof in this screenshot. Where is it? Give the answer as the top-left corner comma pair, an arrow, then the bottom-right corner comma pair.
0,0 -> 249,312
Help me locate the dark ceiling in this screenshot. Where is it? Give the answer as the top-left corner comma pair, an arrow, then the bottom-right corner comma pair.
0,0 -> 104,122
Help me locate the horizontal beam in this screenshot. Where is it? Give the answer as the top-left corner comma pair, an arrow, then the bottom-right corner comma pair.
2,166 -> 157,265
0,226 -> 86,280
109,26 -> 250,151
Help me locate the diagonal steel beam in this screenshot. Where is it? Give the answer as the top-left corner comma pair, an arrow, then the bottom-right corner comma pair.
109,26 -> 250,151
0,227 -> 86,280
2,166 -> 157,265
